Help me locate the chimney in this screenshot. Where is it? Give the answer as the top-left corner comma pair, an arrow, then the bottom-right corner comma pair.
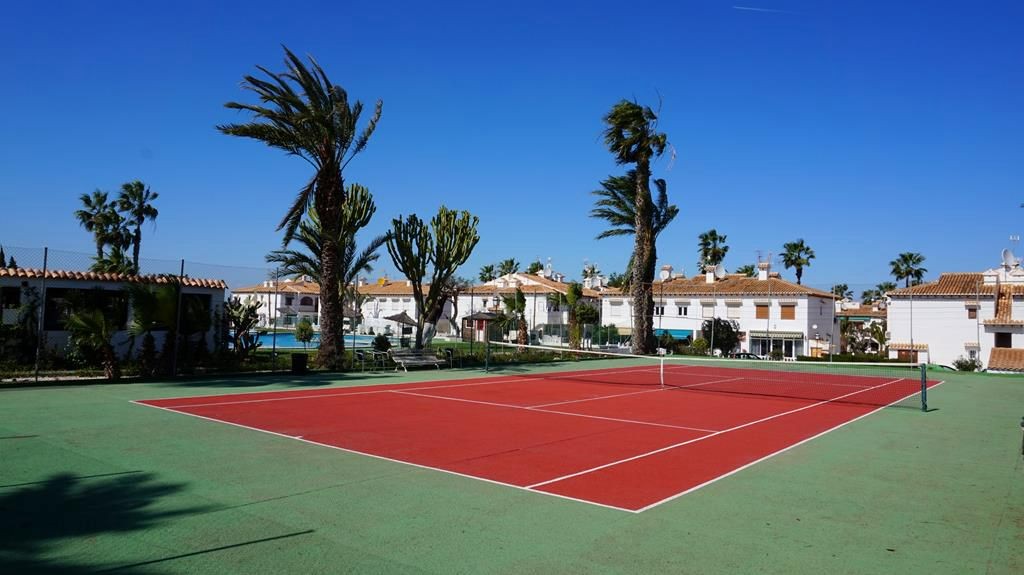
358,277 -> 367,287
757,262 -> 771,281
406,279 -> 412,287
659,264 -> 673,281
705,269 -> 715,283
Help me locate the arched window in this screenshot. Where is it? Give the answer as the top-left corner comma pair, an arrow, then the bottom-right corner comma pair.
300,296 -> 313,306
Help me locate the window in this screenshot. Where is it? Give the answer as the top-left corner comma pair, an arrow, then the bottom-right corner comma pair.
968,349 -> 978,360
967,308 -> 977,319
702,305 -> 714,318
755,304 -> 769,320
284,296 -> 294,306
780,305 -> 795,320
727,304 -> 741,319
43,287 -> 129,331
655,306 -> 665,316
678,306 -> 687,316
1,286 -> 20,309
299,296 -> 313,306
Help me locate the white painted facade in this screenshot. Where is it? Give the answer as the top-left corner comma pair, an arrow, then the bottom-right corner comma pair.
886,255 -> 1024,368
599,265 -> 837,358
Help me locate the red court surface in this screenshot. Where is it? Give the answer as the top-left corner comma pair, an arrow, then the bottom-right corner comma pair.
136,364 -> 941,512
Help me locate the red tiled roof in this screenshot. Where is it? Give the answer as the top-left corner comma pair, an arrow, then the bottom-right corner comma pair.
987,348 -> 1024,372
0,267 -> 227,289
466,274 -> 601,298
234,279 -> 320,294
836,308 -> 887,319
888,273 -> 1024,297
983,286 -> 1022,326
602,275 -> 835,298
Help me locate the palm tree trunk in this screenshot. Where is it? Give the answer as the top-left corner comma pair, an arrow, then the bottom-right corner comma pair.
796,267 -> 802,285
631,163 -> 656,355
316,184 -> 344,370
132,225 -> 142,272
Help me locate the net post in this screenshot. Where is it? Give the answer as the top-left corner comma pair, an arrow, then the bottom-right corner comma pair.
919,362 -> 927,412
659,357 -> 666,389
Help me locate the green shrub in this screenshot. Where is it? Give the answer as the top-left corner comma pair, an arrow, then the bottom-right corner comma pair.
952,356 -> 982,372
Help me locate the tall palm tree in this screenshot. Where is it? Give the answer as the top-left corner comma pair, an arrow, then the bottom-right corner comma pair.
116,180 -> 159,273
497,258 -> 519,277
780,239 -> 815,285
75,190 -> 114,260
479,264 -> 497,283
734,264 -> 756,277
219,47 -> 382,370
602,101 -> 668,355
697,229 -> 729,272
890,253 -> 927,288
265,185 -> 389,356
590,170 -> 677,289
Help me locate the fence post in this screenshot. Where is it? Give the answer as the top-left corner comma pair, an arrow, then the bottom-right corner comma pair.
271,268 -> 279,372
919,363 -> 928,412
34,247 -> 48,383
172,259 -> 185,377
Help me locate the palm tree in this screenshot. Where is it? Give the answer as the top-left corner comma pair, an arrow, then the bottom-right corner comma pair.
602,101 -> 669,355
832,284 -> 853,299
861,289 -> 879,304
65,308 -> 122,380
265,185 -> 389,356
219,47 -> 382,370
116,181 -> 159,273
479,264 -> 497,283
877,281 -> 897,295
780,239 -> 815,285
734,264 -> 756,277
497,258 -> 519,277
591,171 -> 678,289
890,253 -> 927,288
75,190 -> 114,260
868,321 -> 888,356
697,229 -> 729,272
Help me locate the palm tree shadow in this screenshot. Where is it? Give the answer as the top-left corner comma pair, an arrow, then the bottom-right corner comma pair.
0,471 -> 213,574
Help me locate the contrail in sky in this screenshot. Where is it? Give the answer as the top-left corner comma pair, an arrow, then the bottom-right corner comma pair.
732,6 -> 797,14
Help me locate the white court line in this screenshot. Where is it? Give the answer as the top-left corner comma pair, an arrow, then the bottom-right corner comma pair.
633,379 -> 946,512
130,399 -> 639,514
145,366 -> 667,409
389,390 -> 718,433
526,377 -> 908,489
527,375 -> 747,408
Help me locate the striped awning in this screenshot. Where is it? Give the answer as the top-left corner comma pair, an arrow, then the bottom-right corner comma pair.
747,330 -> 803,340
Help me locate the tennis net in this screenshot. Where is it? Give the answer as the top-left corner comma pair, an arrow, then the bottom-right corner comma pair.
484,342 -> 931,410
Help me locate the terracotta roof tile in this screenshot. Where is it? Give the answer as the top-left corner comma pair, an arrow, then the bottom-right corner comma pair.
234,279 -> 320,294
983,286 -> 1021,326
836,308 -> 887,319
889,342 -> 929,351
0,267 -> 227,289
603,276 -> 835,298
987,348 -> 1024,372
889,273 -> 1002,297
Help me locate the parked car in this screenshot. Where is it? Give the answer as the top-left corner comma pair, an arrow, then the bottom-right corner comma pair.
729,352 -> 763,360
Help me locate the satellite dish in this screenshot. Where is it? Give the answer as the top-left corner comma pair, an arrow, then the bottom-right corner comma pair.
1002,248 -> 1018,268
714,264 -> 726,280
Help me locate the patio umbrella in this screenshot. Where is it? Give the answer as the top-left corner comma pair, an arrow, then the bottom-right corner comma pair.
384,311 -> 417,326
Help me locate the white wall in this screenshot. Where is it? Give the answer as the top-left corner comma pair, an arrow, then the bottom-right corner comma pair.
886,296 -> 1004,366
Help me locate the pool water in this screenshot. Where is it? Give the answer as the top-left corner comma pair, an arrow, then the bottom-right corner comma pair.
255,332 -> 382,349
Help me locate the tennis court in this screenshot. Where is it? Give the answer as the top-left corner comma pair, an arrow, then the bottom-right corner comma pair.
136,352 -> 942,512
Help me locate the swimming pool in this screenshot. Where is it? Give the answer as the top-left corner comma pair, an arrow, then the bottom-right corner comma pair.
255,332 -> 382,349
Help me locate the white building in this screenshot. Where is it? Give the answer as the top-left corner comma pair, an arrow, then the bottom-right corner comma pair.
0,267 -> 226,358
599,263 -> 837,359
886,252 -> 1024,370
233,277 -> 321,328
454,271 -> 602,345
234,276 -> 454,338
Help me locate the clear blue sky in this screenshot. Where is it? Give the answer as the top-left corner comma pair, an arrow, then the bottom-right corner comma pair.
2,0 -> 1021,291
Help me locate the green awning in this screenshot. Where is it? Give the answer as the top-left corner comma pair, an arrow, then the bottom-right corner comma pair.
747,330 -> 804,340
